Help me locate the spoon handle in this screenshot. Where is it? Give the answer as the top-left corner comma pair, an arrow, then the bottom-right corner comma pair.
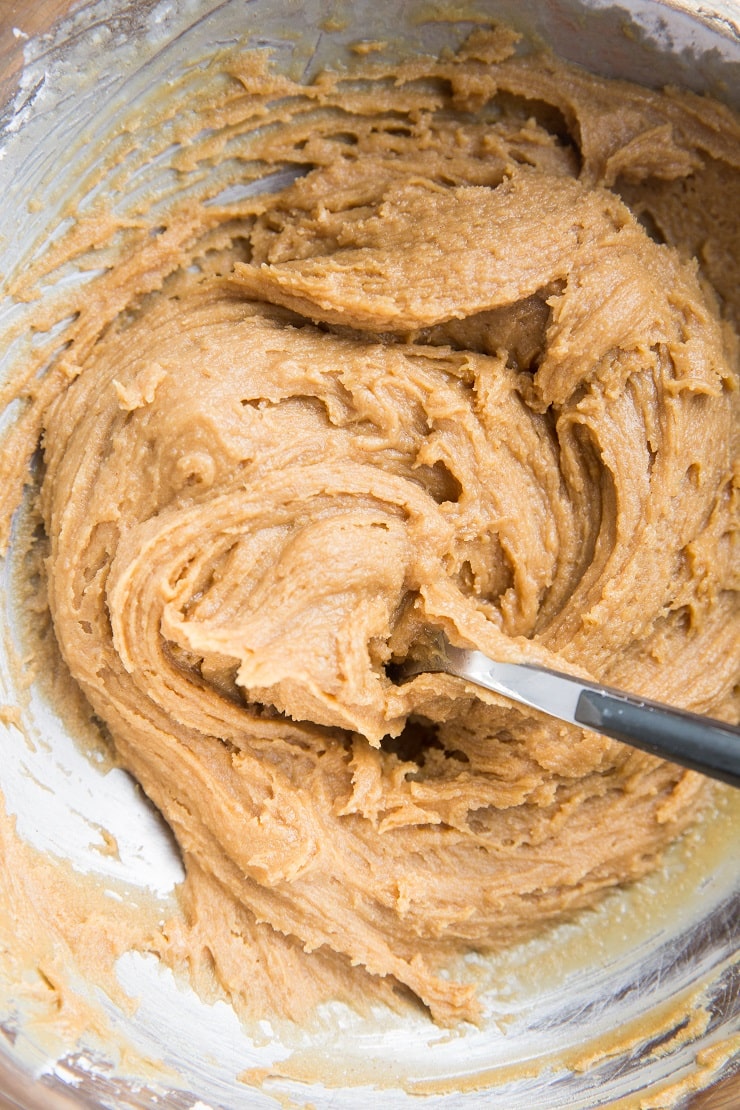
396,637 -> 740,788
573,686 -> 740,788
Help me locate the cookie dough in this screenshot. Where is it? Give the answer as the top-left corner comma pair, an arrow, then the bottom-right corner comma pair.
30,29 -> 740,1024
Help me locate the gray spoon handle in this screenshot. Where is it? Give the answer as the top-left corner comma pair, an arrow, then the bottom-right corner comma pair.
573,687 -> 740,788
395,637 -> 740,788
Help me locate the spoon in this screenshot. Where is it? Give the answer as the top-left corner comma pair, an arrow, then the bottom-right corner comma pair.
391,632 -> 740,788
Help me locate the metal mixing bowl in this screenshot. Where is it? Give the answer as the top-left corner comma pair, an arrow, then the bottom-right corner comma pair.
0,1 -> 738,1107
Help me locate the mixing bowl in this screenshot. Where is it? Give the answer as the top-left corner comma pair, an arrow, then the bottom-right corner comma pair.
0,1 -> 738,1107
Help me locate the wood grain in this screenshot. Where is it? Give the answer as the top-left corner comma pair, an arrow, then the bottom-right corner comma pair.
0,0 -> 77,110
690,1068 -> 740,1109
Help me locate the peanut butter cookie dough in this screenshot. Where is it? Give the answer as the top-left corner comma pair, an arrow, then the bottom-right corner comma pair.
9,27 -> 740,1025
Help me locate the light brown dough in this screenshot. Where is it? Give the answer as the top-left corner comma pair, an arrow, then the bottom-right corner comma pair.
29,30 -> 740,1024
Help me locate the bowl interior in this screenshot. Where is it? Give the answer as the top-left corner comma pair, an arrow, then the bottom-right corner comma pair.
0,2 -> 738,1108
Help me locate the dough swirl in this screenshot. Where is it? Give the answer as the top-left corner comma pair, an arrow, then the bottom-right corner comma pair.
34,30 -> 739,1024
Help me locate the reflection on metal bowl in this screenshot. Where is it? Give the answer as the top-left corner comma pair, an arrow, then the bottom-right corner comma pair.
0,1 -> 738,1107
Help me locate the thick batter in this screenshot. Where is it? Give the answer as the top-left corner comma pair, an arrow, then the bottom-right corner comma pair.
15,27 -> 740,1024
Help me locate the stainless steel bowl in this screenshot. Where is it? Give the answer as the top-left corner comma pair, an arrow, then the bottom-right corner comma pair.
0,2 -> 738,1107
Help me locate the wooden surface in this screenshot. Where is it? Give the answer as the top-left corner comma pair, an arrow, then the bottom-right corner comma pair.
0,0 -> 76,110
690,1068 -> 740,1109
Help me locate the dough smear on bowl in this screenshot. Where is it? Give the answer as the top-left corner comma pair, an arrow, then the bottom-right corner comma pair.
5,27 -> 739,1025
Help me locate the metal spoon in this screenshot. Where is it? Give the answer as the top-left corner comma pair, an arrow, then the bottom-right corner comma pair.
390,632 -> 740,788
